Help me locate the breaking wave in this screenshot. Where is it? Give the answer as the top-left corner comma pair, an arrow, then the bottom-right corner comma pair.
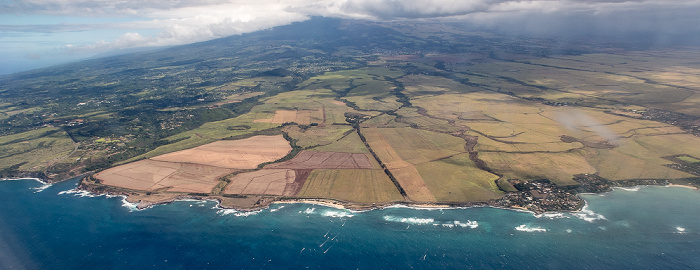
383,215 -> 434,225
436,220 -> 479,229
322,210 -> 354,218
571,205 -> 607,223
515,224 -> 547,232
58,188 -> 100,197
58,188 -> 139,211
616,187 -> 640,192
121,197 -> 139,211
383,216 -> 479,228
1,177 -> 45,183
270,206 -> 285,212
32,183 -> 52,193
383,204 -> 448,211
534,212 -> 569,219
217,209 -> 261,217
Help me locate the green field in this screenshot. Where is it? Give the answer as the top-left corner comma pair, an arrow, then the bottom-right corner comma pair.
297,169 -> 403,203
284,125 -> 353,149
0,127 -> 75,172
362,127 -> 467,166
678,156 -> 700,163
311,130 -> 370,154
415,154 -> 502,202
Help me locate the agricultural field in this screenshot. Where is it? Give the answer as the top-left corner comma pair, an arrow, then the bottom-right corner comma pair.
359,113 -> 410,128
150,135 -> 291,169
253,109 -> 323,125
460,50 -> 700,117
5,19 -> 700,210
678,156 -> 700,163
400,74 -> 479,97
479,151 -> 596,186
282,125 -> 354,149
300,68 -> 404,111
224,169 -> 297,196
361,127 -> 466,165
94,135 -> 290,194
95,159 -> 234,193
415,154 -> 502,202
267,151 -> 377,170
124,119 -> 275,162
296,169 -> 403,203
310,130 -> 371,154
360,127 -> 483,202
0,127 -> 75,172
395,107 -> 460,133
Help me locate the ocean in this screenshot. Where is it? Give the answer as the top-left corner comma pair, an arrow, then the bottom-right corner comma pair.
1,179 -> 698,269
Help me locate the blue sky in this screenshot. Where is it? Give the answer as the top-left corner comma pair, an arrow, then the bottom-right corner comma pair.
2,0 -> 700,75
1,15 -> 158,73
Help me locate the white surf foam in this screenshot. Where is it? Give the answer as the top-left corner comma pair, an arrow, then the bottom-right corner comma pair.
383,215 -> 434,225
321,210 -> 354,218
616,187 -> 640,192
571,205 -> 607,223
58,188 -> 96,197
57,187 -> 144,211
235,210 -> 261,217
216,209 -> 261,217
32,183 -> 52,193
217,209 -> 238,216
1,177 -> 45,184
515,224 -> 547,232
534,212 -> 569,219
454,220 -> 479,229
383,204 -> 447,211
302,207 -> 316,214
270,205 -> 285,212
121,196 -> 139,211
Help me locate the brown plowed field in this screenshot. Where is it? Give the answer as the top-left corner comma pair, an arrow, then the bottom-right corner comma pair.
286,169 -> 312,196
151,135 -> 291,169
267,151 -> 375,169
224,169 -> 296,196
95,159 -> 234,193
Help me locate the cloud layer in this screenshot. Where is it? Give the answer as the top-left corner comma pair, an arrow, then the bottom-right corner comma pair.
2,0 -> 700,53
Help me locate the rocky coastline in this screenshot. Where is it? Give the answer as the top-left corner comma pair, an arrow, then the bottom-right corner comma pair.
70,172 -> 699,215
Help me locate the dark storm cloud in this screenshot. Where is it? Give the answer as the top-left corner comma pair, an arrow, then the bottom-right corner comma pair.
461,1 -> 700,45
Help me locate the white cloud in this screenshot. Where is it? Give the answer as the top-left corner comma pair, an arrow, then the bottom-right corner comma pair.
336,0 -> 495,18
4,0 -> 700,53
63,1 -> 312,52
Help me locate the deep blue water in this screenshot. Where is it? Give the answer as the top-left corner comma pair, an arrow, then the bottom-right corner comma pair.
1,179 -> 699,269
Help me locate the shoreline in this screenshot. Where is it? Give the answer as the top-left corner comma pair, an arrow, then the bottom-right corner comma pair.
666,183 -> 699,190
5,176 -> 697,215
76,181 -> 700,215
1,177 -> 47,184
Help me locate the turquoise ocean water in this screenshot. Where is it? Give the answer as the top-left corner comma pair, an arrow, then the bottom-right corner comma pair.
1,179 -> 699,269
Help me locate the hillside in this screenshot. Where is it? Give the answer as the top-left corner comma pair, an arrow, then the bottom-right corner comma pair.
2,17 -> 700,211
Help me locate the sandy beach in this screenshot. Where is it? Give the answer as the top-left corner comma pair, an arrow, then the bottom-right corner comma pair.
667,183 -> 699,190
